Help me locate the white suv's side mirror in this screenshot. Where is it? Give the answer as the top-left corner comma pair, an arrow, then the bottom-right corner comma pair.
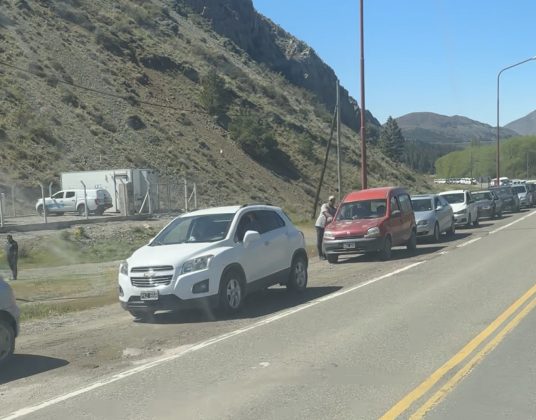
243,230 -> 260,248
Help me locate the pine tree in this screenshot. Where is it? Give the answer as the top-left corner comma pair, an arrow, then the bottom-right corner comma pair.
379,116 -> 405,162
200,70 -> 230,117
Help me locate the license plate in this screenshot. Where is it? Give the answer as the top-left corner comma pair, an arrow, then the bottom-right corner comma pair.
343,242 -> 356,249
140,290 -> 158,301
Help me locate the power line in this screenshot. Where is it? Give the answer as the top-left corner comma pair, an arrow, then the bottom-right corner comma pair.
0,59 -> 255,117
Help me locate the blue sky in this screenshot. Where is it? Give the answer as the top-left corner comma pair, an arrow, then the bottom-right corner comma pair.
252,0 -> 536,126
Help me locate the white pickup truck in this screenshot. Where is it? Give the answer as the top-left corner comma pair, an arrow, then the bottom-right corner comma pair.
36,189 -> 113,216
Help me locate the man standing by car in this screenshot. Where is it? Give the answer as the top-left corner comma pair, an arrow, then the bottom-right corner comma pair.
327,195 -> 337,220
315,203 -> 329,260
5,235 -> 18,281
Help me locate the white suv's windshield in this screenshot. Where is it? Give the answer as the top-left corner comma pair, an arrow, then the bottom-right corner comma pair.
152,213 -> 234,245
442,193 -> 465,204
336,199 -> 387,220
412,198 -> 433,212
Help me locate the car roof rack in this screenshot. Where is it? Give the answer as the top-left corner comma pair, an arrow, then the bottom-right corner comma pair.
241,203 -> 274,208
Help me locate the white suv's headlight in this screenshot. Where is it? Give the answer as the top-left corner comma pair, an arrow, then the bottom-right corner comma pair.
181,255 -> 213,274
417,220 -> 429,226
455,209 -> 467,215
119,261 -> 128,275
323,231 -> 335,240
365,227 -> 380,238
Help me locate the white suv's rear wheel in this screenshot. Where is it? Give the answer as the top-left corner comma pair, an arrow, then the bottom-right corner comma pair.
219,270 -> 244,314
0,319 -> 15,366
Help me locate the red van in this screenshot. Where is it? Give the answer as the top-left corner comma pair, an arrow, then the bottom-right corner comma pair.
322,187 -> 417,263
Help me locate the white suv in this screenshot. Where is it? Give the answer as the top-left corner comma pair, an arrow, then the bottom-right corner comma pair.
118,205 -> 308,320
0,277 -> 20,366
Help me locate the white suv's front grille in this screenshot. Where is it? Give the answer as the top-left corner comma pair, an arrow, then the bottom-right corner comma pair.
131,275 -> 173,287
130,265 -> 174,288
131,265 -> 174,272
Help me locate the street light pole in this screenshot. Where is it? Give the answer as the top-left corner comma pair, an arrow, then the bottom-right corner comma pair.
359,0 -> 367,189
496,56 -> 536,185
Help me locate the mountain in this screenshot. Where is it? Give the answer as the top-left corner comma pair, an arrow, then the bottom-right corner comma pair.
396,112 -> 518,146
0,0 -> 431,217
505,110 -> 536,135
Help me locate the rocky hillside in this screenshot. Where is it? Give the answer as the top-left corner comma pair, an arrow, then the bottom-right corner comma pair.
0,0 -> 431,217
397,112 -> 518,146
505,109 -> 536,136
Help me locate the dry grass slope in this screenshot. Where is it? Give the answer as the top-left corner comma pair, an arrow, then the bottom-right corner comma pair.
0,0 -> 433,218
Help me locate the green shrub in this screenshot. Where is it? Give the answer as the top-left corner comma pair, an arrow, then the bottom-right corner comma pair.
200,70 -> 231,117
230,115 -> 280,162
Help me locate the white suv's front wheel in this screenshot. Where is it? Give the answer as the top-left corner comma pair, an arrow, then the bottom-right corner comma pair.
0,319 -> 15,367
219,270 -> 244,314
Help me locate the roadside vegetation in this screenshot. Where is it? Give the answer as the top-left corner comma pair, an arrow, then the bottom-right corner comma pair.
435,135 -> 536,179
0,225 -> 158,270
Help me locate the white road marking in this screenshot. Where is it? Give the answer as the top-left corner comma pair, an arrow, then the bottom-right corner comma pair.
1,262 -> 424,420
489,210 -> 536,234
457,237 -> 481,248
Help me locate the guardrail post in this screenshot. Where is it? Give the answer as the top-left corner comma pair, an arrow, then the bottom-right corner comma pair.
0,193 -> 4,228
80,181 -> 89,219
39,183 -> 48,224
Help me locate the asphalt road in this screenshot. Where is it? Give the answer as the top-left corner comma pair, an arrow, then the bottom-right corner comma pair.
2,210 -> 536,419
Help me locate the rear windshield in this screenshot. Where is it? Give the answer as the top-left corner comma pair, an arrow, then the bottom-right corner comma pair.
511,185 -> 527,194
473,192 -> 492,201
336,199 -> 387,221
411,198 -> 433,212
441,193 -> 465,204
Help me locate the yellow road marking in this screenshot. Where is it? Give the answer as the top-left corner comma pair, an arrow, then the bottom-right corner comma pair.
380,282 -> 536,419
411,296 -> 536,419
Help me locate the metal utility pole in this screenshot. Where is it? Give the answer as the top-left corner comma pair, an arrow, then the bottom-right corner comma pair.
359,0 -> 367,189
336,79 -> 342,202
496,56 -> 536,185
312,107 -> 338,219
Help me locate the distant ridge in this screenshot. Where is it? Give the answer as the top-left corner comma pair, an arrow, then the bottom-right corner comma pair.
505,109 -> 536,135
396,112 -> 518,145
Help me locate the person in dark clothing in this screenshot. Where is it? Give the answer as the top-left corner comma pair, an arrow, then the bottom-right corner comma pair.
6,235 -> 18,280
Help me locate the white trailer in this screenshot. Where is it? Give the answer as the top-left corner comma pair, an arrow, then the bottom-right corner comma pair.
60,169 -> 159,214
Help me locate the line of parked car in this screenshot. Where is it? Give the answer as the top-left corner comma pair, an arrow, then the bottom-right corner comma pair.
2,182 -> 532,366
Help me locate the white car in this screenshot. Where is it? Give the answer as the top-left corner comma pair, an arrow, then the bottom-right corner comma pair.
439,190 -> 479,227
0,277 -> 20,366
118,205 -> 308,320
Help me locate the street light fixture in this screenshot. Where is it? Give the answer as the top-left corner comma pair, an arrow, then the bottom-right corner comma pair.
496,56 -> 536,185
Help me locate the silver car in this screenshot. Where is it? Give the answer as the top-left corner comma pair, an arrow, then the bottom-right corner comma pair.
411,194 -> 455,242
0,277 -> 20,366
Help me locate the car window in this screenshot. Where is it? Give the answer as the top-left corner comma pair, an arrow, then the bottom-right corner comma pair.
398,194 -> 412,213
439,196 -> 450,207
65,191 -> 75,198
412,198 -> 433,212
236,211 -> 262,240
257,210 -> 285,233
434,197 -> 441,209
465,192 -> 471,203
52,191 -> 64,199
390,196 -> 400,213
